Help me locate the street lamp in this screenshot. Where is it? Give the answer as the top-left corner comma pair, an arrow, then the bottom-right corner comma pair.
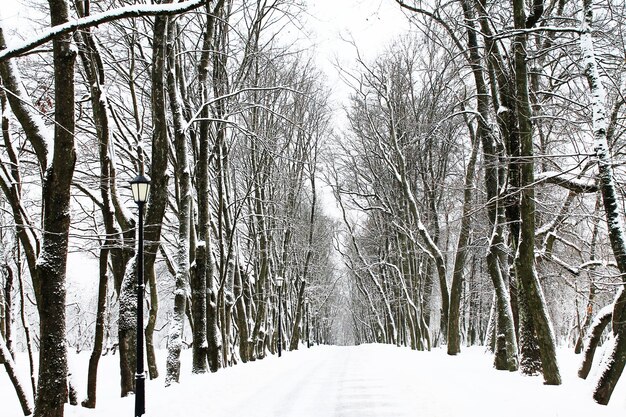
305,297 -> 310,348
276,276 -> 284,357
130,174 -> 150,417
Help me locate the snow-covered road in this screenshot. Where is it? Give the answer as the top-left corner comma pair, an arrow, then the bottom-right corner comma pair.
3,344 -> 625,416
220,345 -> 412,417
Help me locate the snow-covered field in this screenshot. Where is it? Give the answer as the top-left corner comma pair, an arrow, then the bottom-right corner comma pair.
2,344 -> 625,417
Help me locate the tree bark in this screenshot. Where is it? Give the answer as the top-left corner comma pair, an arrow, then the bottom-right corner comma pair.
1,333 -> 32,415
458,0 -> 518,371
32,2 -> 77,416
578,305 -> 612,379
512,0 -> 561,385
165,20 -> 191,386
447,126 -> 479,355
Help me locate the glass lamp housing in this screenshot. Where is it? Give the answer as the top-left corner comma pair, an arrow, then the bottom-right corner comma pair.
130,175 -> 151,204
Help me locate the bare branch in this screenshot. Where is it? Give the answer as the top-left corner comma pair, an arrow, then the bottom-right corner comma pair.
0,0 -> 206,61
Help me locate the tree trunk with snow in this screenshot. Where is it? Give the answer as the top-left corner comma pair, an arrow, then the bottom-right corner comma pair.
457,0 -> 519,371
33,2 -> 77,416
1,333 -> 32,415
578,304 -> 612,379
165,20 -> 192,386
289,152 -> 319,351
447,128 -> 479,355
1,263 -> 13,359
512,0 -> 561,385
191,1 -> 217,375
577,0 -> 626,404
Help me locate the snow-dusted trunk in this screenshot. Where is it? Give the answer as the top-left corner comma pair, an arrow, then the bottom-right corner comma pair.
578,0 -> 626,404
165,20 -> 191,386
16,247 -> 36,401
233,265 -> 251,362
512,0 -> 560,385
82,245 -> 110,408
448,131 -> 479,355
517,281 -> 542,375
246,114 -> 274,359
1,262 -> 13,359
205,1 -> 230,370
578,304 -> 612,379
191,0 -> 219,375
215,135 -> 237,365
142,9 -> 172,383
458,0 -> 518,371
289,157 -> 318,351
34,2 -> 77,416
118,259 -> 137,397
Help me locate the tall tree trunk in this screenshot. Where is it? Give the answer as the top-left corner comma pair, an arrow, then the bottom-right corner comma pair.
165,20 -> 192,385
193,0 -> 226,372
34,2 -> 77,416
447,127 -> 479,355
141,7 -> 173,383
512,0 -> 560,385
577,0 -> 626,404
458,0 -> 519,371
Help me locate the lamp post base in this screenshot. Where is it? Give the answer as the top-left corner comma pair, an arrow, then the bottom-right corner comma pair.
135,372 -> 145,417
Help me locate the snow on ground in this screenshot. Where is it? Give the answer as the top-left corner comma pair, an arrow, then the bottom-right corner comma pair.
2,344 -> 625,417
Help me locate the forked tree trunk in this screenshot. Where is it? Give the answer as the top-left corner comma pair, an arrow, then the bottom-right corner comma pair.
448,126 -> 479,355
512,0 -> 561,385
165,19 -> 192,386
458,0 -> 518,371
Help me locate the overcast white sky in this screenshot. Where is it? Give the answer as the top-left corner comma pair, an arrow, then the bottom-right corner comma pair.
303,0 -> 412,107
306,0 -> 411,59
1,0 -> 412,76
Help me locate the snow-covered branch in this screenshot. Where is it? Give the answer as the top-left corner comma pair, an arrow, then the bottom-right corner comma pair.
535,170 -> 597,193
0,0 -> 205,61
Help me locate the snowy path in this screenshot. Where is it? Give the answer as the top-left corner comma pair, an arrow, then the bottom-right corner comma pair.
221,346 -> 411,417
3,344 -> 625,416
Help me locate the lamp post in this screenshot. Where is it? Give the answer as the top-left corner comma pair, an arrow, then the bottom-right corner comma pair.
305,297 -> 310,348
276,277 -> 284,357
130,174 -> 150,417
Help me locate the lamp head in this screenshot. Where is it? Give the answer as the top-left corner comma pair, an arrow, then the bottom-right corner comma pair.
276,276 -> 284,288
130,174 -> 151,204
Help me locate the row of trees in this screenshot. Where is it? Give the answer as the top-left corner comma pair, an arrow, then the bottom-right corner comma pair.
0,1 -> 340,416
2,0 -> 626,414
333,0 -> 626,405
